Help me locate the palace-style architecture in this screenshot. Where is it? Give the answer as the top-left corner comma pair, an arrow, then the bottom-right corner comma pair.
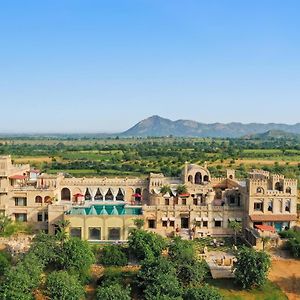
0,155 -> 298,246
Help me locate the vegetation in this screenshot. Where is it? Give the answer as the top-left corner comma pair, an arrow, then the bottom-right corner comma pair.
228,221 -> 242,245
99,244 -> 128,266
128,229 -> 167,260
183,285 -> 222,300
45,271 -> 85,300
279,229 -> 300,258
234,246 -> 271,289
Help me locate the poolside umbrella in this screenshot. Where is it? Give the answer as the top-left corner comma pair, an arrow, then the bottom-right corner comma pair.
132,193 -> 142,198
73,193 -> 84,198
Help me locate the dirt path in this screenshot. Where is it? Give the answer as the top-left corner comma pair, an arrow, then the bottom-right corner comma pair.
269,258 -> 300,300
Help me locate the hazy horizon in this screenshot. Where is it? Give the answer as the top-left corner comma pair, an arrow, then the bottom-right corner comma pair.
1,1 -> 300,133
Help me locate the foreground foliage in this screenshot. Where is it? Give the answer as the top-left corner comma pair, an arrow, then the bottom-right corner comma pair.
234,246 -> 271,289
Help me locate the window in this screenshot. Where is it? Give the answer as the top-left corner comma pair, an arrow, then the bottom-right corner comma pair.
193,199 -> 198,205
14,197 -> 27,206
35,196 -> 42,203
44,213 -> 48,222
174,199 -> 178,205
285,200 -> 291,212
37,213 -> 43,222
254,202 -> 263,211
148,220 -> 156,229
88,227 -> 101,240
169,221 -> 175,227
70,228 -> 82,239
15,213 -> 27,222
196,221 -> 201,227
214,221 -> 222,227
257,187 -> 263,193
286,187 -> 292,194
162,221 -> 168,227
268,201 -> 273,212
165,198 -> 169,205
108,227 -> 121,240
202,221 -> 208,227
182,199 -> 186,205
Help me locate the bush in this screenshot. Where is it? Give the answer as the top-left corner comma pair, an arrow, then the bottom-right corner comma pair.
58,238 -> 95,281
0,251 -> 11,276
128,229 -> 167,260
234,246 -> 271,289
96,283 -> 131,300
99,267 -> 124,287
99,244 -> 128,266
45,271 -> 85,300
0,253 -> 43,300
168,237 -> 195,264
183,285 -> 222,300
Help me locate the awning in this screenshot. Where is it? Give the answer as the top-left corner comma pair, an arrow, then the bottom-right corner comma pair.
179,193 -> 190,198
162,217 -> 168,221
236,218 -> 242,222
169,217 -> 175,221
228,218 -> 235,222
9,175 -> 27,180
255,225 -> 276,232
250,214 -> 297,222
163,192 -> 171,198
202,217 -> 208,221
214,217 -> 223,221
195,217 -> 202,222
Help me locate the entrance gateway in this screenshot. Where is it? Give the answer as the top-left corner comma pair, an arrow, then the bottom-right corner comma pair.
181,217 -> 189,229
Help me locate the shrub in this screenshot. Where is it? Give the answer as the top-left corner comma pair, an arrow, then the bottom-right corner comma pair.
45,271 -> 85,300
0,251 -> 11,276
99,244 -> 128,266
183,285 -> 223,300
96,283 -> 131,300
128,229 -> 167,260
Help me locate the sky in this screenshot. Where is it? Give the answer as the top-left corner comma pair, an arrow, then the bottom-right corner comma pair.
0,0 -> 300,133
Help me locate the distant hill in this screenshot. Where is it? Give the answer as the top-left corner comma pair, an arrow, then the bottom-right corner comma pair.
245,130 -> 300,140
121,115 -> 300,138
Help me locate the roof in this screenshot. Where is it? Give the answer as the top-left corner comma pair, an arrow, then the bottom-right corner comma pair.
255,225 -> 276,232
9,175 -> 27,180
250,214 -> 297,222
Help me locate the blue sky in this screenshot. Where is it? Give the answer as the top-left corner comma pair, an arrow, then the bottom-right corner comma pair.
0,0 -> 300,133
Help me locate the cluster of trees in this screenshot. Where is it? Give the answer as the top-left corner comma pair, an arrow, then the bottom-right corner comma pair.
0,223 -> 95,300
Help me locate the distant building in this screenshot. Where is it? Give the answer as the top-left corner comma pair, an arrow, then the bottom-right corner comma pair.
0,156 -> 297,247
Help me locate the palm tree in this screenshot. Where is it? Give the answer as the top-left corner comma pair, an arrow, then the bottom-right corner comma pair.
160,185 -> 172,195
229,221 -> 242,245
55,219 -> 70,244
134,218 -> 145,229
176,184 -> 188,196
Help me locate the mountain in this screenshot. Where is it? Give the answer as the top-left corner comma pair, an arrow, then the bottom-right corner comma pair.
121,116 -> 300,138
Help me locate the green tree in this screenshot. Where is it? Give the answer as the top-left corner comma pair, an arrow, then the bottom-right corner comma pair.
234,246 -> 271,289
183,285 -> 223,300
134,218 -> 145,229
55,220 -> 70,244
96,283 -> 131,300
99,244 -> 128,266
0,251 -> 11,276
137,257 -> 182,299
45,271 -> 85,300
0,215 -> 12,235
229,221 -> 242,245
59,238 -> 95,282
176,184 -> 188,195
128,229 -> 167,260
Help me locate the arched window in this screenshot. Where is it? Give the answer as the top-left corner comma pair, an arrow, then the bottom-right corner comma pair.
203,175 -> 209,182
195,172 -> 202,184
105,189 -> 114,201
61,188 -> 71,201
285,200 -> 291,212
229,175 -> 233,180
35,196 -> 42,203
84,188 -> 92,201
135,188 -> 142,201
286,187 -> 292,194
94,188 -> 103,201
116,188 -> 124,201
44,196 -> 52,204
257,187 -> 264,193
188,175 -> 193,183
268,200 -> 273,212
275,182 -> 283,192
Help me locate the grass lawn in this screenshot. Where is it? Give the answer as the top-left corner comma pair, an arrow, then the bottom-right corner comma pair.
208,279 -> 287,300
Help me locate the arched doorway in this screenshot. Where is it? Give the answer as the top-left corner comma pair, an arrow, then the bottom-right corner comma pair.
61,188 -> 71,201
116,188 -> 124,201
105,189 -> 114,201
94,188 -> 103,201
203,175 -> 209,182
195,172 -> 202,184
